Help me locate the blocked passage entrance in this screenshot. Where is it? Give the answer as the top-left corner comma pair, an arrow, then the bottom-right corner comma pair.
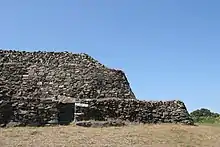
58,103 -> 74,125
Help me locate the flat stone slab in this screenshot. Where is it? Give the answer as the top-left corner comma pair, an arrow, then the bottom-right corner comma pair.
75,120 -> 126,128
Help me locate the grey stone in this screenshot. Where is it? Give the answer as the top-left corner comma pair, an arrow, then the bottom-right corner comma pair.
75,120 -> 126,128
0,49 -> 194,127
75,121 -> 92,127
6,121 -> 21,127
47,119 -> 58,124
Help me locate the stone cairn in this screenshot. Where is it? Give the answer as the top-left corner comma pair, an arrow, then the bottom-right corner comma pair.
0,49 -> 194,127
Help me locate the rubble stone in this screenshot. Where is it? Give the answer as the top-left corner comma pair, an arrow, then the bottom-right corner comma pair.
0,49 -> 194,127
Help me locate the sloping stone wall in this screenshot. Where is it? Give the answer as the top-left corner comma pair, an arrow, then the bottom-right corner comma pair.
0,49 -> 194,126
0,50 -> 135,101
0,49 -> 135,127
76,98 -> 194,125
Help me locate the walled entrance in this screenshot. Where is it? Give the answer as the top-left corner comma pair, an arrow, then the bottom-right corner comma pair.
58,103 -> 74,125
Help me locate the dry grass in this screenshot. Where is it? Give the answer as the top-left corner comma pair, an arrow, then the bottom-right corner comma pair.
0,124 -> 220,147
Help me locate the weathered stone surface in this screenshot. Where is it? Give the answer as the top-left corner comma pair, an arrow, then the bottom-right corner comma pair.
0,49 -> 194,126
75,121 -> 93,127
0,49 -> 135,126
75,120 -> 126,128
0,50 -> 135,101
77,98 -> 194,125
0,97 -> 60,126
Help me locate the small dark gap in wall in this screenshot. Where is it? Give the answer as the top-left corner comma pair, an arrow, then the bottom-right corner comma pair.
57,103 -> 74,125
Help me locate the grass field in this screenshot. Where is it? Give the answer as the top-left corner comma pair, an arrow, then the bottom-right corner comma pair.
0,124 -> 220,147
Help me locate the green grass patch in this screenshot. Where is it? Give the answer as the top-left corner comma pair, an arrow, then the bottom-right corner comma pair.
193,116 -> 220,125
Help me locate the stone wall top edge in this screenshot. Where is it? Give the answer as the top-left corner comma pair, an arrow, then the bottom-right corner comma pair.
4,95 -> 182,104
79,98 -> 183,103
0,49 -> 82,55
0,49 -> 125,71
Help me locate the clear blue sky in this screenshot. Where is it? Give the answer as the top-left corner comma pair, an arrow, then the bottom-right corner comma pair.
0,0 -> 220,113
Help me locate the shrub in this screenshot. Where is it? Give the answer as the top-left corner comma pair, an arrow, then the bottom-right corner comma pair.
190,108 -> 220,124
190,108 -> 219,118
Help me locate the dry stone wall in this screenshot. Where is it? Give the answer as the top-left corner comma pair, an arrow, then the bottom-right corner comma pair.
77,98 -> 194,125
0,90 -> 75,127
0,49 -> 135,126
0,93 -> 60,127
0,49 -> 194,126
0,50 -> 135,101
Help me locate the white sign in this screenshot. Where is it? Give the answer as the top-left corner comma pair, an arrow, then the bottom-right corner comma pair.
75,103 -> 88,107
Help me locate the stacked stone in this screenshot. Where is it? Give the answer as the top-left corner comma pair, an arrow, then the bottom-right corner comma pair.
0,49 -> 135,126
0,49 -> 194,126
0,92 -> 59,126
78,98 -> 194,125
0,50 -> 135,101
10,98 -> 59,126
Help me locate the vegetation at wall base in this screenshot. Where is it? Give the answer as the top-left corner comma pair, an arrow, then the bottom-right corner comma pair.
193,116 -> 220,125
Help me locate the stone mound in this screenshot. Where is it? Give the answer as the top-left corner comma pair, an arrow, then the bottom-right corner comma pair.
0,49 -> 136,101
0,49 -> 194,127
